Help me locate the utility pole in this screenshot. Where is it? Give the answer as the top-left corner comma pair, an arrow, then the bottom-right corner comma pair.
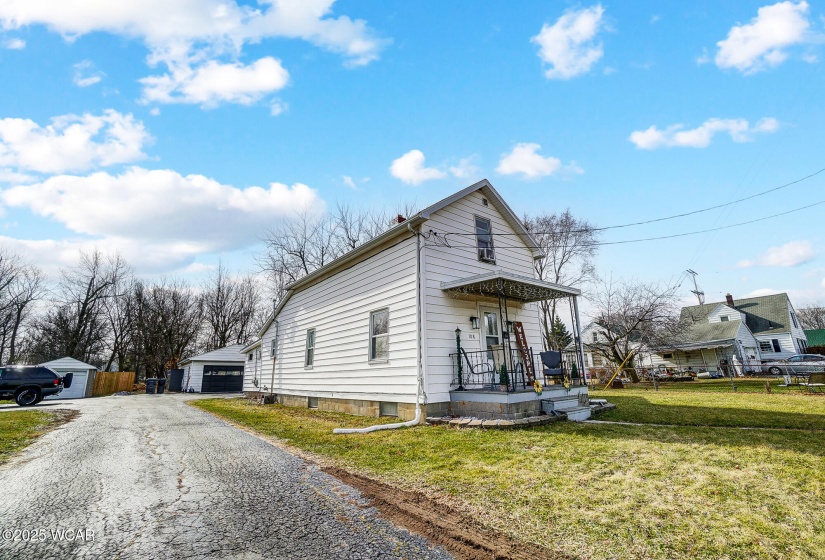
685,269 -> 705,305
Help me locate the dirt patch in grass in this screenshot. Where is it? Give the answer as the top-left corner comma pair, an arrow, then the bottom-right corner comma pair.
325,466 -> 566,560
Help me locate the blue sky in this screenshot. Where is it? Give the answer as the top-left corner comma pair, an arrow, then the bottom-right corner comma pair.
0,0 -> 823,307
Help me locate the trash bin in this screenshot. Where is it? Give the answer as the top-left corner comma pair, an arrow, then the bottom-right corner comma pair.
157,378 -> 166,394
146,378 -> 158,394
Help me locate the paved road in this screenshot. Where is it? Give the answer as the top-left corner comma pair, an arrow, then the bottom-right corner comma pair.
0,394 -> 451,559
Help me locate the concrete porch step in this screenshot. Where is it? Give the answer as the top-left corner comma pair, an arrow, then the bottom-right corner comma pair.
555,405 -> 591,422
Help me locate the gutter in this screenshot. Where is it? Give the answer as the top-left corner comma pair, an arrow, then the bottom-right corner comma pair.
333,222 -> 424,434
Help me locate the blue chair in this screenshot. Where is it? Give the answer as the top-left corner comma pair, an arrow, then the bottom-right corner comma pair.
540,351 -> 565,384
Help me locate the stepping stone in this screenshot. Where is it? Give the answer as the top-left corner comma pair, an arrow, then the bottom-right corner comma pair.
468,419 -> 483,428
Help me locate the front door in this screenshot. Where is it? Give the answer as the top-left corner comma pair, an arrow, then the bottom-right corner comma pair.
479,306 -> 502,357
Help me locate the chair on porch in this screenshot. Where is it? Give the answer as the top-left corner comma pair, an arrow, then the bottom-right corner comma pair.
459,347 -> 496,388
540,351 -> 565,385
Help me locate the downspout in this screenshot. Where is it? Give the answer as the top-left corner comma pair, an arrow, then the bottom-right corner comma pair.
334,223 -> 423,434
270,320 -> 279,399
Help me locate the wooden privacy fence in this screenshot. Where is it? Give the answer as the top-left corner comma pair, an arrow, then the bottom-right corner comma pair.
92,371 -> 135,397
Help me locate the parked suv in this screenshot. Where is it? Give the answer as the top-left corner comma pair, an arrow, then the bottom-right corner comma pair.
0,366 -> 73,406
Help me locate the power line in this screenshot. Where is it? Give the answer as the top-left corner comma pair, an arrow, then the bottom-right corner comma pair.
429,197 -> 825,248
443,166 -> 824,237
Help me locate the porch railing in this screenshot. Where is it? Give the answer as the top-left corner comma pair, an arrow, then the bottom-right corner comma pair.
450,348 -> 585,392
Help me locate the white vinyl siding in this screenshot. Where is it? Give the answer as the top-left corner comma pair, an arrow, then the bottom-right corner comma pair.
422,191 -> 544,402
257,235 -> 419,403
707,304 -> 745,323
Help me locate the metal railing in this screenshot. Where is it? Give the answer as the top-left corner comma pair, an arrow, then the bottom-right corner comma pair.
450,348 -> 585,392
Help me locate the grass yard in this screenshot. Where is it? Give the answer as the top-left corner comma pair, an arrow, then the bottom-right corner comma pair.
0,409 -> 64,464
193,384 -> 825,560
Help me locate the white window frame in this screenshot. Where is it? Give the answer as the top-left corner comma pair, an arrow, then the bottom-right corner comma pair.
758,341 -> 773,353
270,338 -> 277,357
369,308 -> 389,363
305,328 -> 316,367
474,215 -> 495,263
720,316 -> 729,322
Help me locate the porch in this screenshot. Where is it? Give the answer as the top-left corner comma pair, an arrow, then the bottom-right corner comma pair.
439,270 -> 593,421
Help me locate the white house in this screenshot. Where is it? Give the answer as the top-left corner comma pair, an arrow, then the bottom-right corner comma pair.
41,357 -> 96,399
180,344 -> 246,393
651,293 -> 808,371
247,180 -> 590,421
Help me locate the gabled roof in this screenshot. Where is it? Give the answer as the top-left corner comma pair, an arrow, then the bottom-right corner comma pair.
806,329 -> 825,347
256,179 -> 542,337
180,344 -> 245,366
39,357 -> 97,371
680,293 -> 792,335
680,320 -> 742,345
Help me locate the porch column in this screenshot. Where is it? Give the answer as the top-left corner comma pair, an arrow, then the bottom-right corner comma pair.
572,295 -> 588,384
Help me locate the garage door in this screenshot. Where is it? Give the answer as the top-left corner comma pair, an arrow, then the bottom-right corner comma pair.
201,365 -> 244,393
45,370 -> 88,399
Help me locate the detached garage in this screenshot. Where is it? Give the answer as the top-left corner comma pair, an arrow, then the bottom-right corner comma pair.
180,344 -> 245,393
41,357 -> 97,399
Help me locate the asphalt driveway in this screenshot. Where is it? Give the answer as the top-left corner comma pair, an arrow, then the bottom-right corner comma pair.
0,394 -> 451,560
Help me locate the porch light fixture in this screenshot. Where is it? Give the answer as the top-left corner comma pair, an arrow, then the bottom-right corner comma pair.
469,316 -> 479,329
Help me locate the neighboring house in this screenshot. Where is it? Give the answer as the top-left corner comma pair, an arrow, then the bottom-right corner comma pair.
247,179 -> 590,421
651,293 -> 808,371
180,344 -> 246,393
570,322 -> 649,370
805,329 -> 825,353
41,357 -> 96,399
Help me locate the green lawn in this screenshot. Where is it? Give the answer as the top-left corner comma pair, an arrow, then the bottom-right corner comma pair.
0,409 -> 62,464
597,379 -> 825,429
192,385 -> 825,560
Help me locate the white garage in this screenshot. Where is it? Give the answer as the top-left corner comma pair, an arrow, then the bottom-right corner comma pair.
41,357 -> 97,399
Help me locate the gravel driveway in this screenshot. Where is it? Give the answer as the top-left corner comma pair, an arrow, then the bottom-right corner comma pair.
0,394 -> 451,560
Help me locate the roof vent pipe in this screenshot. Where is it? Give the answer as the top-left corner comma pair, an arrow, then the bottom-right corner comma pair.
726,293 -> 734,306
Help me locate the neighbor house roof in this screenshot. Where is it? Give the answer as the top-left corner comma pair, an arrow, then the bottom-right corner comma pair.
39,357 -> 97,370
680,293 -> 792,335
180,344 -> 245,366
806,329 -> 825,347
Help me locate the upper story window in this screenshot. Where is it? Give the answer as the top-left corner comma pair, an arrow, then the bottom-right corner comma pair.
248,352 -> 253,361
270,337 -> 277,357
370,309 -> 389,362
758,341 -> 773,352
592,332 -> 598,342
720,316 -> 729,322
475,216 -> 495,263
305,329 -> 316,367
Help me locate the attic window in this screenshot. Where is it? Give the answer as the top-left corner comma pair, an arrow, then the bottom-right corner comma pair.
481,197 -> 488,206
720,316 -> 729,322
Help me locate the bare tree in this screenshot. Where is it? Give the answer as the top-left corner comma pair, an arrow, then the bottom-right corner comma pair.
202,262 -> 260,351
25,249 -> 128,365
587,277 -> 683,382
260,203 -> 417,302
523,210 -> 599,350
798,302 -> 825,330
136,279 -> 203,378
0,249 -> 45,364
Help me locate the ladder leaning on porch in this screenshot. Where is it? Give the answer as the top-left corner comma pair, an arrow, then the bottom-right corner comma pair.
513,322 -> 535,382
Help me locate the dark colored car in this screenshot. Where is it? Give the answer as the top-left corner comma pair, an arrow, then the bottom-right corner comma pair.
0,366 -> 73,406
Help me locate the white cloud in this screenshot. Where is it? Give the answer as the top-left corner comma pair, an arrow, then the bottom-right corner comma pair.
629,117 -> 779,149
140,56 -> 289,107
531,4 -> 606,79
449,156 -> 480,180
715,1 -> 813,73
0,0 -> 385,107
269,99 -> 287,116
0,167 -> 323,271
390,150 -> 446,186
496,143 -> 571,179
0,110 -> 150,175
2,38 -> 25,49
73,59 -> 105,87
738,240 -> 815,268
342,175 -> 358,190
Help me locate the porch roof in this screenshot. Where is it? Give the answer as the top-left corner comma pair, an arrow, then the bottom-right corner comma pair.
440,271 -> 580,302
